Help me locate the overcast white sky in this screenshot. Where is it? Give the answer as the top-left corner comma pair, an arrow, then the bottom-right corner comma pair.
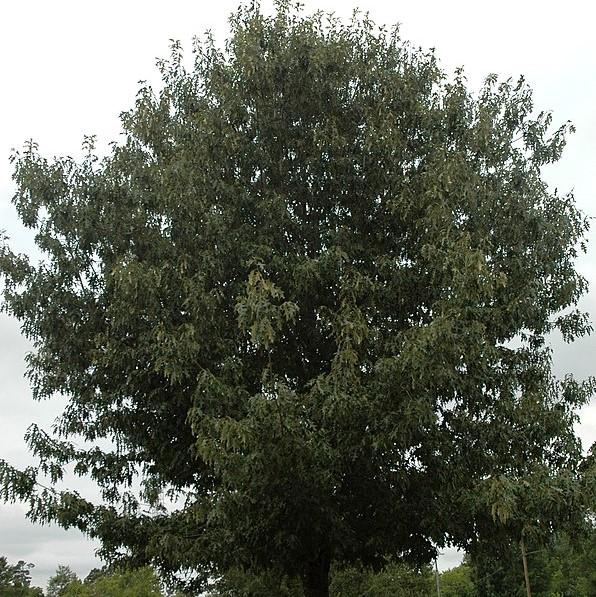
1,0 -> 594,590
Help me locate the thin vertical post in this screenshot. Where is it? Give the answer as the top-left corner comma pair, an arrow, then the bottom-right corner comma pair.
434,557 -> 441,597
521,535 -> 532,597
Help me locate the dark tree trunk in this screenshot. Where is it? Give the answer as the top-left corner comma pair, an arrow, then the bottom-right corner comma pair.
302,554 -> 331,597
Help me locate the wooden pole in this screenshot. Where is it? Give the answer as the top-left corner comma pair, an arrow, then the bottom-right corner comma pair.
434,557 -> 441,597
520,535 -> 532,597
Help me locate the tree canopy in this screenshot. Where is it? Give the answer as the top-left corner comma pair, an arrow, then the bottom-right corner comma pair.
46,565 -> 79,597
0,556 -> 44,597
469,526 -> 596,596
0,2 -> 594,596
54,566 -> 164,597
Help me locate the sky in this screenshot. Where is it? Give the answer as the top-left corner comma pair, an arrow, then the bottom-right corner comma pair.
1,0 -> 595,590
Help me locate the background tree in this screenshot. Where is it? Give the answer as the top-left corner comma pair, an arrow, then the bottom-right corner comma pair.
59,567 -> 163,597
438,562 -> 474,597
331,561 -> 433,597
0,556 -> 44,597
468,525 -> 596,597
47,565 -> 79,597
543,529 -> 596,596
0,1 -> 593,596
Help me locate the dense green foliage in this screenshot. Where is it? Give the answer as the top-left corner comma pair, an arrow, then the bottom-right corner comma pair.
57,567 -> 163,597
469,527 -> 596,596
0,557 -> 44,596
0,2 -> 593,595
192,529 -> 596,596
208,560 -> 434,596
43,566 -> 166,597
439,563 -> 475,597
330,561 -> 434,596
7,528 -> 596,597
207,567 -> 303,596
46,565 -> 78,597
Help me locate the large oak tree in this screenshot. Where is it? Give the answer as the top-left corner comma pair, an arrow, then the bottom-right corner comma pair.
1,2 -> 594,595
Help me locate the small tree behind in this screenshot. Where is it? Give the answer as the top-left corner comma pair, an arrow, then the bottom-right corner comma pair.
60,567 -> 163,597
0,556 -> 44,597
47,565 -> 79,597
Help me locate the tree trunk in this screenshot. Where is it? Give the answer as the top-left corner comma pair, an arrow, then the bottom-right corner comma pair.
302,554 -> 330,597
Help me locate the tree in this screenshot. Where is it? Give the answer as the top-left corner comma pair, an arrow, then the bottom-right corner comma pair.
469,525 -> 596,597
331,561 -> 433,596
439,563 -> 474,597
0,556 -> 44,596
0,2 -> 593,596
47,565 -> 79,597
59,567 -> 163,597
543,528 -> 596,597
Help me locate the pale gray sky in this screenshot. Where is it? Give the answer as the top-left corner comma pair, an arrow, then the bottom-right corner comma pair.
1,0 -> 594,589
